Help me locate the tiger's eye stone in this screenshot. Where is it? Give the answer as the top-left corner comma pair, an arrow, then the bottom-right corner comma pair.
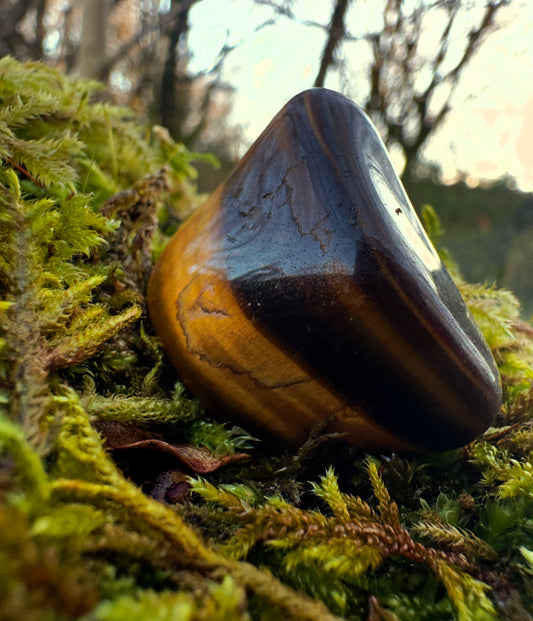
147,88 -> 501,452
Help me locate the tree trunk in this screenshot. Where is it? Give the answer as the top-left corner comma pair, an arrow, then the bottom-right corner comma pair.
77,0 -> 110,80
160,1 -> 198,141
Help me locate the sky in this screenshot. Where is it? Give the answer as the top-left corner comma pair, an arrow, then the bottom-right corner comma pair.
186,0 -> 533,192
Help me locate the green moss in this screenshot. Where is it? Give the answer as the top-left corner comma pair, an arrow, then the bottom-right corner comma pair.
2,58 -> 533,620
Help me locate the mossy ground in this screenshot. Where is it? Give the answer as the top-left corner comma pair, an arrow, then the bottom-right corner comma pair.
2,58 -> 533,621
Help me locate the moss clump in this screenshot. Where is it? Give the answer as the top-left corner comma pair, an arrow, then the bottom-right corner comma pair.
2,58 -> 533,620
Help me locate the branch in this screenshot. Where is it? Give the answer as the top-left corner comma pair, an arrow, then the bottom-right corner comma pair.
445,1 -> 507,84
364,0 -> 509,174
252,0 -> 327,30
314,0 -> 350,87
101,0 -> 201,78
410,0 -> 508,156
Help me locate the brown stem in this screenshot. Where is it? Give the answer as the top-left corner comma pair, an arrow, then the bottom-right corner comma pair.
5,157 -> 46,188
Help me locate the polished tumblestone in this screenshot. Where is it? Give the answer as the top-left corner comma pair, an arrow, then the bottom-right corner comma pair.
148,88 -> 501,452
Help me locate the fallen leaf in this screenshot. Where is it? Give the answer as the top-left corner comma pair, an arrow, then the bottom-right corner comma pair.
96,421 -> 250,475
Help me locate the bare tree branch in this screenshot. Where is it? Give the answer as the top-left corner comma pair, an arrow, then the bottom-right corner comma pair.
314,0 -> 351,88
252,0 -> 327,30
361,0 -> 510,177
101,0 -> 201,79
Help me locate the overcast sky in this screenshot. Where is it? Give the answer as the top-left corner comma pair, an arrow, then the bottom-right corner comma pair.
187,0 -> 533,192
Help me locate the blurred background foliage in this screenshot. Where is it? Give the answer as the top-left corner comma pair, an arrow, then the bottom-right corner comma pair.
1,0 -> 532,314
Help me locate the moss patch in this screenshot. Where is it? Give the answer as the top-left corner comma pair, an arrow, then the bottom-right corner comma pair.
2,58 -> 533,620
